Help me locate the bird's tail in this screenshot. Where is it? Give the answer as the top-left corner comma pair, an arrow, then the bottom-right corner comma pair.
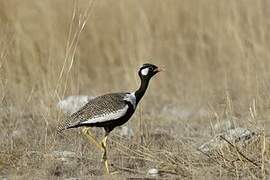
56,116 -> 72,133
57,123 -> 68,134
57,116 -> 81,134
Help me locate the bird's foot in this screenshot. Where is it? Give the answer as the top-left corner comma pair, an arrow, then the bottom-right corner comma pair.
103,159 -> 119,175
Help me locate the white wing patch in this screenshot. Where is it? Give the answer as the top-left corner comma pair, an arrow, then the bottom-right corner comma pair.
81,105 -> 129,124
124,92 -> 136,109
141,67 -> 149,76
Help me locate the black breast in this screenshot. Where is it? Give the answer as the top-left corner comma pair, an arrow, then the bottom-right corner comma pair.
93,102 -> 135,133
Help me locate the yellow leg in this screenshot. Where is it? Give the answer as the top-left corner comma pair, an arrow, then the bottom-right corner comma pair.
82,128 -> 117,175
101,135 -> 110,174
82,127 -> 103,150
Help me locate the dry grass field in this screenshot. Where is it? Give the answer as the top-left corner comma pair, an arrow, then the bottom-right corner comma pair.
1,0 -> 270,179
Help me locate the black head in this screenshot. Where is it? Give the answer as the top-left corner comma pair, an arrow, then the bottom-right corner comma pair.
138,63 -> 162,80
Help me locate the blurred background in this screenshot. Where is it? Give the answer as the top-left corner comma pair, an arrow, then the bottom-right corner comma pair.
1,0 -> 270,111
1,0 -> 270,178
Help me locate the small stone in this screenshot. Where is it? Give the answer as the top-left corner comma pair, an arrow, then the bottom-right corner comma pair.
148,168 -> 159,177
45,150 -> 77,165
198,127 -> 258,154
50,151 -> 76,158
11,130 -> 23,137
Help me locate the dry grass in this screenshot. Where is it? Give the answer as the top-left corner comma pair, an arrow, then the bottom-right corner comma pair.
1,0 -> 270,179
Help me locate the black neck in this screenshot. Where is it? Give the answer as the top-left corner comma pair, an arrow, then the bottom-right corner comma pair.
135,78 -> 150,104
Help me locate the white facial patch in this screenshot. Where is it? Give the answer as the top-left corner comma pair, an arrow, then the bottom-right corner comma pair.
141,67 -> 149,76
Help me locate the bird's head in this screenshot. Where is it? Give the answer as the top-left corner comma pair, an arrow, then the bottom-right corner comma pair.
138,63 -> 163,80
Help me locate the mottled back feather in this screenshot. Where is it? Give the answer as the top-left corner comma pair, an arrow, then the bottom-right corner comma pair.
58,92 -> 128,132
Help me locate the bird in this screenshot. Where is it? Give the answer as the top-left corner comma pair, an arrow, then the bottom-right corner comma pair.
57,63 -> 162,174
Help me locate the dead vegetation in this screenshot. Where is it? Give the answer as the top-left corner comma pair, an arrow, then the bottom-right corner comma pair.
1,0 -> 270,179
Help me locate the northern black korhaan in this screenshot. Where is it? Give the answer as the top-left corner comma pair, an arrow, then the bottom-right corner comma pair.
58,63 -> 162,174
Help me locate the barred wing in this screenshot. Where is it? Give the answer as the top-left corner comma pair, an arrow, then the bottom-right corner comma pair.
58,92 -> 128,131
